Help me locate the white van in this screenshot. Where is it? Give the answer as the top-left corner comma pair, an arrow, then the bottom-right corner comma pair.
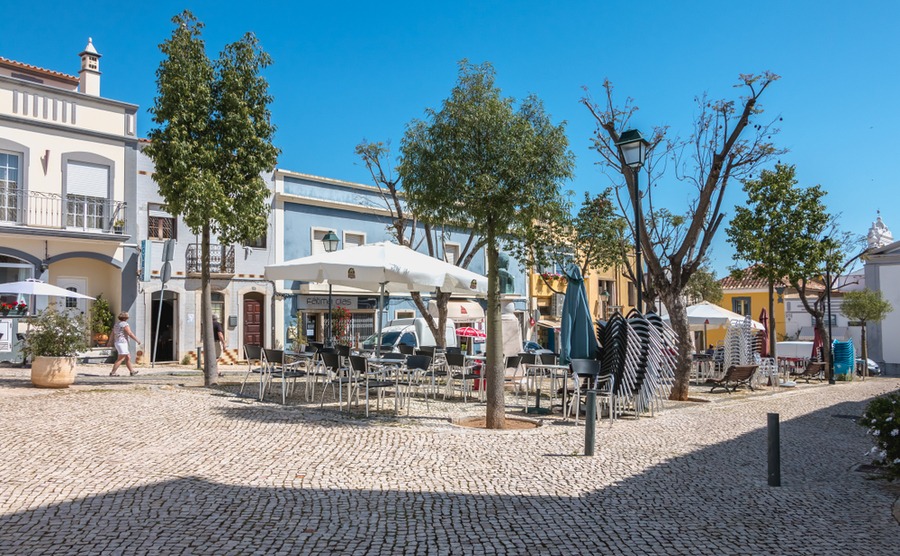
362,318 -> 457,352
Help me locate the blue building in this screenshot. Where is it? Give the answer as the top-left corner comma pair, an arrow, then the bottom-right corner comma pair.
271,169 -> 528,348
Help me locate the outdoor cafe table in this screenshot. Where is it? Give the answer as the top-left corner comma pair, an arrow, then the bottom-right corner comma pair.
523,363 -> 570,416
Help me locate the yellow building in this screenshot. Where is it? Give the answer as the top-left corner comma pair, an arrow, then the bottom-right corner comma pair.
529,260 -> 635,351
708,273 -> 787,348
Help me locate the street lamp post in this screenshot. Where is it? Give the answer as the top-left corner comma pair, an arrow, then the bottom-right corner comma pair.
322,231 -> 340,347
823,237 -> 836,384
616,129 -> 650,312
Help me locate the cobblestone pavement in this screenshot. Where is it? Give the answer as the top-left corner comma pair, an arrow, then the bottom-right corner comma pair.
1,363 -> 898,555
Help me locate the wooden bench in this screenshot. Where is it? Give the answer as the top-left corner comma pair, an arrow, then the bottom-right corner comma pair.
792,361 -> 826,383
708,365 -> 759,393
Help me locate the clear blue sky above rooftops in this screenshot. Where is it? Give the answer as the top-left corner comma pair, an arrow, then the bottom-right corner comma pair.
3,1 -> 897,276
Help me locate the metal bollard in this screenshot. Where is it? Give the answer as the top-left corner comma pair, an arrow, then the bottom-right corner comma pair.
768,412 -> 781,487
196,346 -> 202,370
584,390 -> 597,456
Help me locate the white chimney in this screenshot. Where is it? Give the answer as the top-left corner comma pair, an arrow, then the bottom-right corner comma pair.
78,37 -> 101,96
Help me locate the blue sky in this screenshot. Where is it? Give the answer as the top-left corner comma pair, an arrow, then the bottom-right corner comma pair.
3,1 -> 897,276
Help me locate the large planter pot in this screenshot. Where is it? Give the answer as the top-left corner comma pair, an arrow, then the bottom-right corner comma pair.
31,356 -> 77,388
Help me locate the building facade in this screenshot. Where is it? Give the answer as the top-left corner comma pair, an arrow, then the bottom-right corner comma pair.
0,42 -> 139,361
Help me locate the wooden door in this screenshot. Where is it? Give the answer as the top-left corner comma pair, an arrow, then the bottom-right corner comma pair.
243,295 -> 264,347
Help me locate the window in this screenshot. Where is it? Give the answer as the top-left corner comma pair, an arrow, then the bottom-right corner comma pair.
66,161 -> 109,230
344,232 -> 365,249
65,287 -> 78,309
0,152 -> 19,223
395,310 -> 415,320
627,282 -> 636,307
211,293 -> 225,324
148,204 -> 176,240
444,243 -> 460,265
732,297 -> 751,317
814,314 -> 837,326
311,229 -> 330,256
245,233 -> 266,249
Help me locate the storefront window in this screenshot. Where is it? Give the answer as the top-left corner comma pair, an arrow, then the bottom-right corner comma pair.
0,255 -> 32,305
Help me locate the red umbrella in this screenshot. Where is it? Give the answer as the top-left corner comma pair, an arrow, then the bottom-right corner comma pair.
758,308 -> 769,357
455,326 -> 486,338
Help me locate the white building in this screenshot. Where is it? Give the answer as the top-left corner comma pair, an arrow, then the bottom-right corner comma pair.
0,41 -> 139,361
862,214 -> 899,374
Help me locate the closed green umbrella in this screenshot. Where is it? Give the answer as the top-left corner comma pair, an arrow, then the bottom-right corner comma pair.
559,265 -> 599,364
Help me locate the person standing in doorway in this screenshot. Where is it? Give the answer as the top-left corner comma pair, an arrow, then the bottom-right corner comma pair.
212,314 -> 226,376
110,312 -> 141,376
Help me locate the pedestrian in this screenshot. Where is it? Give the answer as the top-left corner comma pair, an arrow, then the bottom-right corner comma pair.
212,314 -> 226,377
109,312 -> 141,376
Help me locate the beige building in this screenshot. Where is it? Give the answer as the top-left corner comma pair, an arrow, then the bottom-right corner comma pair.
0,41 -> 139,361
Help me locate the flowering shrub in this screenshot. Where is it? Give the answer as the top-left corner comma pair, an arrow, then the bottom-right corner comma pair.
331,306 -> 352,346
859,391 -> 900,479
540,272 -> 566,282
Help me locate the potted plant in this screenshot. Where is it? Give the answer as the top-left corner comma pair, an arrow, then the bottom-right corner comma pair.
20,305 -> 89,388
113,219 -> 125,234
90,294 -> 114,346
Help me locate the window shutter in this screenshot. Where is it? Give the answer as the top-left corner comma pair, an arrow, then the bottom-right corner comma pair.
67,161 -> 108,197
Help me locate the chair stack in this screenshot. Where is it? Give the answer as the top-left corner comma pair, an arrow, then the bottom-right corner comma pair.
832,340 -> 855,378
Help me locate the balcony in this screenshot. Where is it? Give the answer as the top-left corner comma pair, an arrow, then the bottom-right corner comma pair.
0,185 -> 126,235
186,244 -> 235,276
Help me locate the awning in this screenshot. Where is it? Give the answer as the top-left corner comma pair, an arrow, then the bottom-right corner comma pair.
537,319 -> 560,329
428,300 -> 485,321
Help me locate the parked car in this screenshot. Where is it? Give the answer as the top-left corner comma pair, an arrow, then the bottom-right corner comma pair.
361,318 -> 457,352
856,358 -> 881,376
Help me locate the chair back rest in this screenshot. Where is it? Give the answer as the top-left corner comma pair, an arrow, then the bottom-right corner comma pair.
445,346 -> 463,356
519,352 -> 538,366
417,345 -> 436,357
263,348 -> 284,366
319,347 -> 337,355
310,341 -> 325,351
244,344 -> 263,362
570,358 -> 601,378
398,344 -> 415,355
446,352 -> 466,368
406,355 -> 432,371
349,355 -> 368,373
381,352 -> 407,361
320,351 -> 341,370
727,365 -> 757,380
304,344 -> 319,354
336,344 -> 351,357
504,355 -> 522,370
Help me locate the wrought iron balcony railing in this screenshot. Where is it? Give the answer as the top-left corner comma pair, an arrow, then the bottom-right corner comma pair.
186,243 -> 235,275
0,184 -> 126,233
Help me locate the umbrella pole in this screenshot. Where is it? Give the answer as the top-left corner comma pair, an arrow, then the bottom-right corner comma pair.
376,282 -> 386,357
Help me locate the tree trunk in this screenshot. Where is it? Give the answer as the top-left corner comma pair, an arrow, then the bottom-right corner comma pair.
201,222 -> 218,386
663,292 -> 693,401
484,226 -> 506,429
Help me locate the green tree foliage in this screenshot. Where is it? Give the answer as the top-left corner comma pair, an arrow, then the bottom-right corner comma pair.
727,163 -> 859,373
399,61 -> 574,428
145,11 -> 279,385
355,140 -> 488,347
841,289 -> 892,375
683,266 -> 722,304
539,189 -> 626,293
583,74 -> 783,401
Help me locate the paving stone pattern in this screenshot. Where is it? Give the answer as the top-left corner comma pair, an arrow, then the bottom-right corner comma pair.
0,365 -> 898,555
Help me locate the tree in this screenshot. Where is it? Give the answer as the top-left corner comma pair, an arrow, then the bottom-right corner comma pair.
841,289 -> 892,377
727,164 -> 821,359
683,265 -> 722,304
355,140 -> 487,347
583,74 -> 784,401
538,189 -> 627,294
400,61 -> 574,428
145,11 -> 279,385
728,164 -> 863,377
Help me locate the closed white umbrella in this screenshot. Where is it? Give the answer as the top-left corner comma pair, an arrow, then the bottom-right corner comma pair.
0,279 -> 95,300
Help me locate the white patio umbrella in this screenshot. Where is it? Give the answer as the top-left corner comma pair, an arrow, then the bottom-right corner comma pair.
265,242 -> 488,353
0,279 -> 95,300
659,301 -> 763,331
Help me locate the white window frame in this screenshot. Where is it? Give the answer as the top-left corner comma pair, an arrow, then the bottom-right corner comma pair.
343,231 -> 366,249
443,242 -> 460,265
310,227 -> 332,256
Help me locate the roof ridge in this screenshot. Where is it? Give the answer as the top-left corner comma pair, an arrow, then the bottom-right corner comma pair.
0,56 -> 79,83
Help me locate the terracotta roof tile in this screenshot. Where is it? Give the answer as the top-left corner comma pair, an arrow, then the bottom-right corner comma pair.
719,266 -> 825,293
0,56 -> 79,84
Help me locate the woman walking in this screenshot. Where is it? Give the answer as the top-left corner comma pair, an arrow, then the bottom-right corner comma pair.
110,312 -> 142,377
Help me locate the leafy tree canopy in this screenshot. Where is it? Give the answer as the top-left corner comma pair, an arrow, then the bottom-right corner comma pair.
841,289 -> 892,324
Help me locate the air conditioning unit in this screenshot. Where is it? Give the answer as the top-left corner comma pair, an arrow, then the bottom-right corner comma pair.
551,293 -> 565,318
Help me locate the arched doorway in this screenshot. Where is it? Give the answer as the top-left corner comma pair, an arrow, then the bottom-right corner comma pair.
243,292 -> 265,348
151,290 -> 177,362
